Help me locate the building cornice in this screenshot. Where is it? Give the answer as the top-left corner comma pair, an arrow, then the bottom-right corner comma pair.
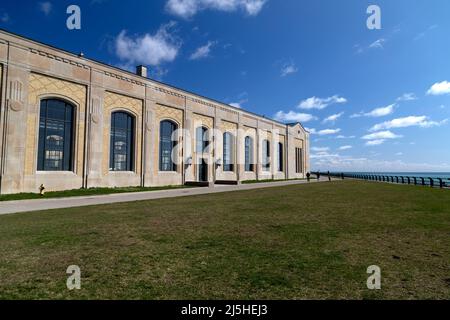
0,28 -> 307,133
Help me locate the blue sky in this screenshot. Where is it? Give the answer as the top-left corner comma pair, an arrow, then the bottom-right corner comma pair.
1,0 -> 449,172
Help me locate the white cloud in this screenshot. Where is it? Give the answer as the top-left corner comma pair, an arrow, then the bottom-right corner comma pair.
370,116 -> 448,131
362,130 -> 402,140
229,92 -> 248,109
274,111 -> 317,123
323,112 -> 344,123
115,22 -> 180,67
312,155 -> 450,172
366,104 -> 395,117
39,1 -> 52,15
310,151 -> 340,159
339,145 -> 352,150
369,38 -> 386,49
311,147 -> 329,152
189,41 -> 217,60
397,93 -> 417,101
351,104 -> 395,118
165,0 -> 267,19
280,62 -> 298,77
365,139 -> 386,146
298,95 -> 347,110
427,81 -> 450,96
336,135 -> 356,139
314,128 -> 341,136
414,25 -> 438,41
396,152 -> 403,156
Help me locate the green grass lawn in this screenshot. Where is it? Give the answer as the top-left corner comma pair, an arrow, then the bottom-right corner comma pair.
242,178 -> 307,184
0,181 -> 449,300
0,185 -> 189,202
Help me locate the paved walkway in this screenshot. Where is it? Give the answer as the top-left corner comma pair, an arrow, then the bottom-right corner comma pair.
0,178 -> 334,215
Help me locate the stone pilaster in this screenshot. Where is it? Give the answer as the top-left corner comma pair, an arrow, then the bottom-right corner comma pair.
0,65 -> 29,193
86,85 -> 104,188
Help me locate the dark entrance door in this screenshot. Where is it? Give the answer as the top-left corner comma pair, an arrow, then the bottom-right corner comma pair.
198,159 -> 208,182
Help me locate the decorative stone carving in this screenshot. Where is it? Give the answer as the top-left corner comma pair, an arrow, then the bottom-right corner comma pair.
193,113 -> 214,129
155,104 -> 183,125
25,73 -> 87,175
8,80 -> 24,112
102,91 -> 143,175
91,98 -> 101,124
145,109 -> 152,132
222,120 -> 238,133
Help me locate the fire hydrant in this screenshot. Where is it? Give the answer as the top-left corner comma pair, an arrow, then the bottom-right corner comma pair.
39,184 -> 45,196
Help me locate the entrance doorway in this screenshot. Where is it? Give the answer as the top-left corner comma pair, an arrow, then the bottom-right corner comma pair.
198,158 -> 208,182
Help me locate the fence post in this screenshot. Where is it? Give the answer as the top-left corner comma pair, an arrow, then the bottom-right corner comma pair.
429,178 -> 434,188
438,178 -> 443,189
421,178 -> 425,186
414,177 -> 417,185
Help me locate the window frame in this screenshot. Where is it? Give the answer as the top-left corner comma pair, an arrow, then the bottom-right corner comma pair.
278,142 -> 284,172
262,139 -> 271,172
37,98 -> 75,172
223,132 -> 235,172
109,111 -> 135,172
196,126 -> 210,154
244,136 -> 254,172
295,147 -> 303,173
159,120 -> 178,172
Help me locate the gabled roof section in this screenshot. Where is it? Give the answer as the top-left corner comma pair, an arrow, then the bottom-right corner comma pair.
287,122 -> 309,134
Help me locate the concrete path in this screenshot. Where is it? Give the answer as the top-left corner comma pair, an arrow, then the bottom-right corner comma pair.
0,178 -> 334,216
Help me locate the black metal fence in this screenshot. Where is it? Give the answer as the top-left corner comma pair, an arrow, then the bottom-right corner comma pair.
310,172 -> 450,189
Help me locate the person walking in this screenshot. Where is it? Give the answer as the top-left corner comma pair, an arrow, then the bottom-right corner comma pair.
317,172 -> 321,181
328,171 -> 331,182
306,172 -> 311,182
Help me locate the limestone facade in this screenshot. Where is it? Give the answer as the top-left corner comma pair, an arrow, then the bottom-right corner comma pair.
0,30 -> 310,194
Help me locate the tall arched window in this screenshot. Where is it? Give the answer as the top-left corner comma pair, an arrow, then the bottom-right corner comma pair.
223,132 -> 234,172
160,120 -> 178,172
196,126 -> 209,154
262,139 -> 270,171
110,111 -> 135,171
37,98 -> 75,171
245,136 -> 254,172
278,142 -> 284,172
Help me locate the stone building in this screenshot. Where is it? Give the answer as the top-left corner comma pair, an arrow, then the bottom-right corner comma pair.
0,29 -> 309,195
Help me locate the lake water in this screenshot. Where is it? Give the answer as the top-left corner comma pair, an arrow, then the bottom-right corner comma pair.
345,172 -> 450,179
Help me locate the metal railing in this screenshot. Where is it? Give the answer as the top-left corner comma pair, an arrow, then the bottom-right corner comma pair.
310,172 -> 450,189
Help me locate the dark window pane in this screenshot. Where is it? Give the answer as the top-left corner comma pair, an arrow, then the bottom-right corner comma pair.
46,99 -> 66,120
223,132 -> 234,172
159,120 -> 177,171
278,143 -> 283,172
65,104 -> 73,122
196,127 -> 209,153
110,112 -> 135,171
245,136 -> 254,172
37,99 -> 74,171
263,140 -> 270,171
39,100 -> 47,118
